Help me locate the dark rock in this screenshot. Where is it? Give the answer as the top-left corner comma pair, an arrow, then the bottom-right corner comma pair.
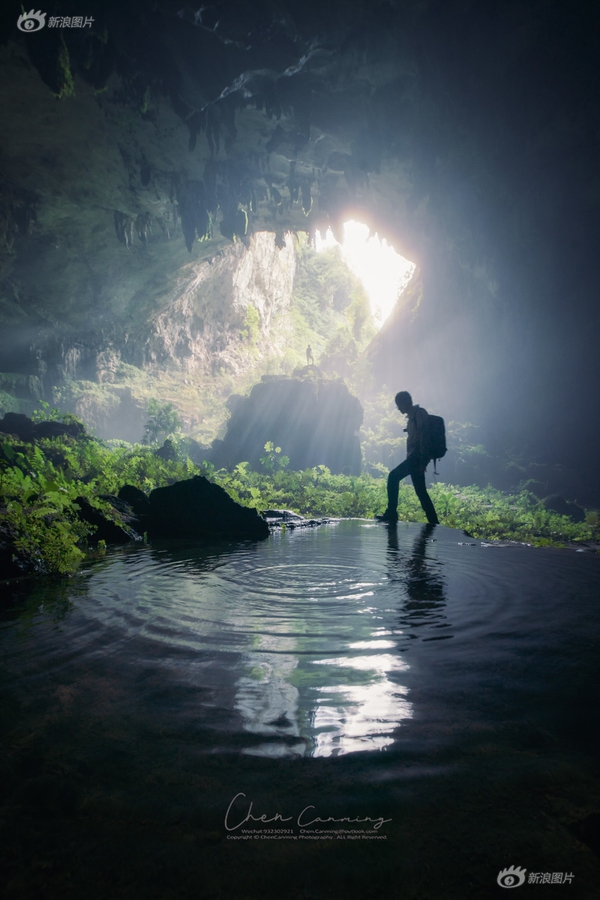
0,413 -> 85,442
262,509 -> 305,521
541,494 -> 586,523
98,493 -> 144,536
147,475 -> 269,540
34,420 -> 85,440
98,494 -> 132,516
261,509 -> 330,529
154,438 -> 179,461
75,497 -> 136,544
0,413 -> 36,441
118,485 -> 151,517
210,374 -> 363,474
568,813 -> 600,858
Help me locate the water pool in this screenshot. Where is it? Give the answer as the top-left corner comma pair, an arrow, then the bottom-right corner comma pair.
1,520 -> 599,898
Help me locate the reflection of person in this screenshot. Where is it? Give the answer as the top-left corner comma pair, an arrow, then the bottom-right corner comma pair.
387,523 -> 447,638
306,344 -> 314,366
377,391 -> 439,525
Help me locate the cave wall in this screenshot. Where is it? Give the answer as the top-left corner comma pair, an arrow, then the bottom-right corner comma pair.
1,0 -> 599,498
55,231 -> 296,441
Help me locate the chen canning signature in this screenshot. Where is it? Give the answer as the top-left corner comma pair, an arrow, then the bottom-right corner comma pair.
225,792 -> 392,831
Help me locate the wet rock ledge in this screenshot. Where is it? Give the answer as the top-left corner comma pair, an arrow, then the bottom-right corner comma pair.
262,509 -> 332,529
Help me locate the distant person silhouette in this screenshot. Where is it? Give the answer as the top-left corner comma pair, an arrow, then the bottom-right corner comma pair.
306,344 -> 314,366
376,391 -> 439,525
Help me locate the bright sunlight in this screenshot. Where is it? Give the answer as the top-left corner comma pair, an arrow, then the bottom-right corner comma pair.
315,220 -> 415,327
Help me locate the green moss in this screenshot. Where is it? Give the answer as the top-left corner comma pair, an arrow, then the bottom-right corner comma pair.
56,36 -> 75,100
240,304 -> 260,344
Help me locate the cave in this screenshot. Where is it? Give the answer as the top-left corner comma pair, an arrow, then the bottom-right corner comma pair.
1,1 -> 600,897
1,0 -> 599,503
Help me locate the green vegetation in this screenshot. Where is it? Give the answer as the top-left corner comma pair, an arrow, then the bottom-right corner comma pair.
240,304 -> 261,345
56,35 -> 75,100
207,461 -> 598,547
0,415 -> 197,576
278,236 -> 376,377
143,399 -> 182,444
1,421 -> 597,578
258,441 -> 290,473
360,390 -> 407,469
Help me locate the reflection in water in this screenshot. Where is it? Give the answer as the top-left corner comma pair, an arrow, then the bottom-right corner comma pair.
0,525 -> 454,762
229,552 -> 414,758
236,641 -> 306,758
0,527 -> 451,762
311,650 -> 410,757
386,523 -> 448,645
0,574 -> 81,628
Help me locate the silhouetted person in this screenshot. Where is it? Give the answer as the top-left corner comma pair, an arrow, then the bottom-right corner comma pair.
376,391 -> 439,525
306,344 -> 314,366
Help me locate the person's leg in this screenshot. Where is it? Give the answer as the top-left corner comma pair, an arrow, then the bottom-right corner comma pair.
384,459 -> 411,516
410,470 -> 439,525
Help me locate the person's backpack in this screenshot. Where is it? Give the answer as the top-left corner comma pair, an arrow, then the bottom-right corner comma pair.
423,413 -> 447,474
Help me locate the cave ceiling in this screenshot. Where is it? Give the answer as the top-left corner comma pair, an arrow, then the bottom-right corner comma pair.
1,0 -> 599,469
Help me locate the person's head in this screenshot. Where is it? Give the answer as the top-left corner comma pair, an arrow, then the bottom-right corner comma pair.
394,391 -> 413,414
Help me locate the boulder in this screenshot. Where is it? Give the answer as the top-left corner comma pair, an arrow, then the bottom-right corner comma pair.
147,475 -> 269,540
210,374 -> 363,474
0,413 -> 85,442
262,509 -> 305,521
154,438 -> 178,461
98,494 -> 144,536
262,509 -> 329,529
75,497 -> 138,544
118,484 -> 151,518
542,494 -> 586,523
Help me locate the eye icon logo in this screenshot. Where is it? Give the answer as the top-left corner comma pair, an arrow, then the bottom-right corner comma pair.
17,10 -> 47,32
497,866 -> 527,888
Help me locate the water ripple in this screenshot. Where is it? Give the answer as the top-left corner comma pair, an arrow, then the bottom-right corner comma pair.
2,520 -> 599,761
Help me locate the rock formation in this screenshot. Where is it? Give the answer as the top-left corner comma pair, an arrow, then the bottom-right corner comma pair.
0,412 -> 85,442
211,372 -> 363,474
147,476 -> 269,540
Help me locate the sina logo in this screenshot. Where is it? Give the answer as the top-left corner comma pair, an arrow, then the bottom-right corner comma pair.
497,866 -> 527,888
17,10 -> 47,32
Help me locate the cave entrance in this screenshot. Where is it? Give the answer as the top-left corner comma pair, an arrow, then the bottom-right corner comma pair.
314,221 -> 415,327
